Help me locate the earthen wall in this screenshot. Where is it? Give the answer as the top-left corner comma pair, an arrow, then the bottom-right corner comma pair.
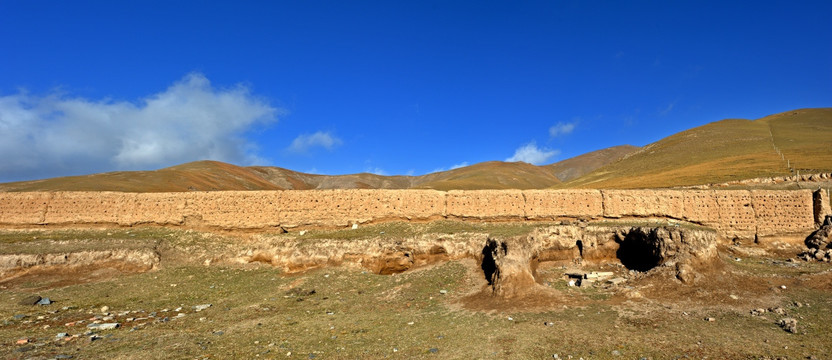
0,189 -> 819,240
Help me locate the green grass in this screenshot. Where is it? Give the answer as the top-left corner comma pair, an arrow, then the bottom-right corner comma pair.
0,228 -> 238,255
291,220 -> 548,241
588,219 -> 717,232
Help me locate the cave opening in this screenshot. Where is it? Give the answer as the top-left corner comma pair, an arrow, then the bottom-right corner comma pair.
481,239 -> 505,285
616,230 -> 662,272
576,240 -> 583,258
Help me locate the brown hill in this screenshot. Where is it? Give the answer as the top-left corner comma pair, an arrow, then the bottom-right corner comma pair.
0,161 -> 284,192
0,160 -> 564,192
413,161 -> 562,190
544,145 -> 641,182
562,108 -> 832,189
2,108 -> 826,192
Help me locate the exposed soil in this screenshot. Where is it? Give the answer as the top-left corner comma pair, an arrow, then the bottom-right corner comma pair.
2,224 -> 831,359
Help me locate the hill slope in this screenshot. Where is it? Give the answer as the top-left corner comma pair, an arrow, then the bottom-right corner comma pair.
544,145 -> 641,182
1,144 -> 642,192
0,161 -> 285,192
1,108 -> 826,192
563,108 -> 832,189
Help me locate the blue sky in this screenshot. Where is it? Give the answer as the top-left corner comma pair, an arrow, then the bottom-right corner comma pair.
1,1 -> 830,182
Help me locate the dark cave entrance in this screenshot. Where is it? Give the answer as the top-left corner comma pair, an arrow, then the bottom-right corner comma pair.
481,239 -> 507,285
616,229 -> 662,272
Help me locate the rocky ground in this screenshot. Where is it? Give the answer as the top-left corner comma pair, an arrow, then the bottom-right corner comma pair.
1,224 -> 831,359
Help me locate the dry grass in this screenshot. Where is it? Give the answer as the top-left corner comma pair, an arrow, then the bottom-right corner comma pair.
1,227 -> 831,359
561,108 -> 832,189
1,109 -> 828,192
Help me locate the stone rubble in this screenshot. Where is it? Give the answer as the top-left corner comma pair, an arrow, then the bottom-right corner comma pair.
777,318 -> 798,333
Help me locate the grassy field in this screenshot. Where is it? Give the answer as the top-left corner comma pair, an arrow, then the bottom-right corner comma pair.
562,108 -> 832,189
1,226 -> 831,359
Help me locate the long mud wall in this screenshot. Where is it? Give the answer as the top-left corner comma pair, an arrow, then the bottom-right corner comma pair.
0,189 -> 823,241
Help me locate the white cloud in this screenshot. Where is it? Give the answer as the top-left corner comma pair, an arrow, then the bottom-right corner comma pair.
0,73 -> 278,181
431,161 -> 469,173
451,162 -> 469,169
658,101 -> 677,116
287,131 -> 342,153
367,167 -> 388,176
549,122 -> 576,137
506,142 -> 559,165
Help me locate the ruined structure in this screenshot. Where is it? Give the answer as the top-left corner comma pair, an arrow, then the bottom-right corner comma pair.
1,189 -> 829,298
0,189 -> 825,242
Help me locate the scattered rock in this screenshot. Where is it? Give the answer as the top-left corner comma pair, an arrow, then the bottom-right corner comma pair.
194,304 -> 212,312
805,220 -> 831,249
100,306 -> 109,313
675,262 -> 697,283
793,301 -> 803,308
778,318 -> 798,333
16,338 -> 29,345
429,348 -> 439,353
87,323 -> 120,330
607,278 -> 627,286
770,307 -> 786,315
439,290 -> 448,295
705,317 -> 716,322
577,279 -> 594,287
611,350 -> 621,356
37,297 -> 53,305
12,314 -> 27,320
751,308 -> 767,316
585,271 -> 614,280
18,295 -> 42,306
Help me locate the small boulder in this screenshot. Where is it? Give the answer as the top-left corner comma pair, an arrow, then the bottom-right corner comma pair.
676,262 -> 696,284
778,318 -> 798,333
37,297 -> 52,305
18,295 -> 42,306
805,224 -> 831,249
770,307 -> 786,315
87,323 -> 119,330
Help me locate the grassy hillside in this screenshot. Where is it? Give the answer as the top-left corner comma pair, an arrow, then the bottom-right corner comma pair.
1,108 -> 826,192
563,108 -> 832,189
545,145 -> 641,182
0,161 -> 284,192
413,161 -> 561,190
0,161 -> 562,192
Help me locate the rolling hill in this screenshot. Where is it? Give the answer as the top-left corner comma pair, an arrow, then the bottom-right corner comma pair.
0,108 -> 827,192
0,145 -> 636,192
562,108 -> 832,188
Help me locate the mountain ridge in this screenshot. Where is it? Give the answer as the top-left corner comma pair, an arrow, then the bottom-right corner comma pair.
1,108 -> 829,192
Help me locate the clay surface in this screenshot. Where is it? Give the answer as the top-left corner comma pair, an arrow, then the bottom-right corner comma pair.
0,189 -> 821,241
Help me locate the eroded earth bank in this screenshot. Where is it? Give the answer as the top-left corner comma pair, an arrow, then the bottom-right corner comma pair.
2,216 -> 832,359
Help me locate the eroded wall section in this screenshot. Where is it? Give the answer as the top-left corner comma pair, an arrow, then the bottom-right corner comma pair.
0,189 -> 819,239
